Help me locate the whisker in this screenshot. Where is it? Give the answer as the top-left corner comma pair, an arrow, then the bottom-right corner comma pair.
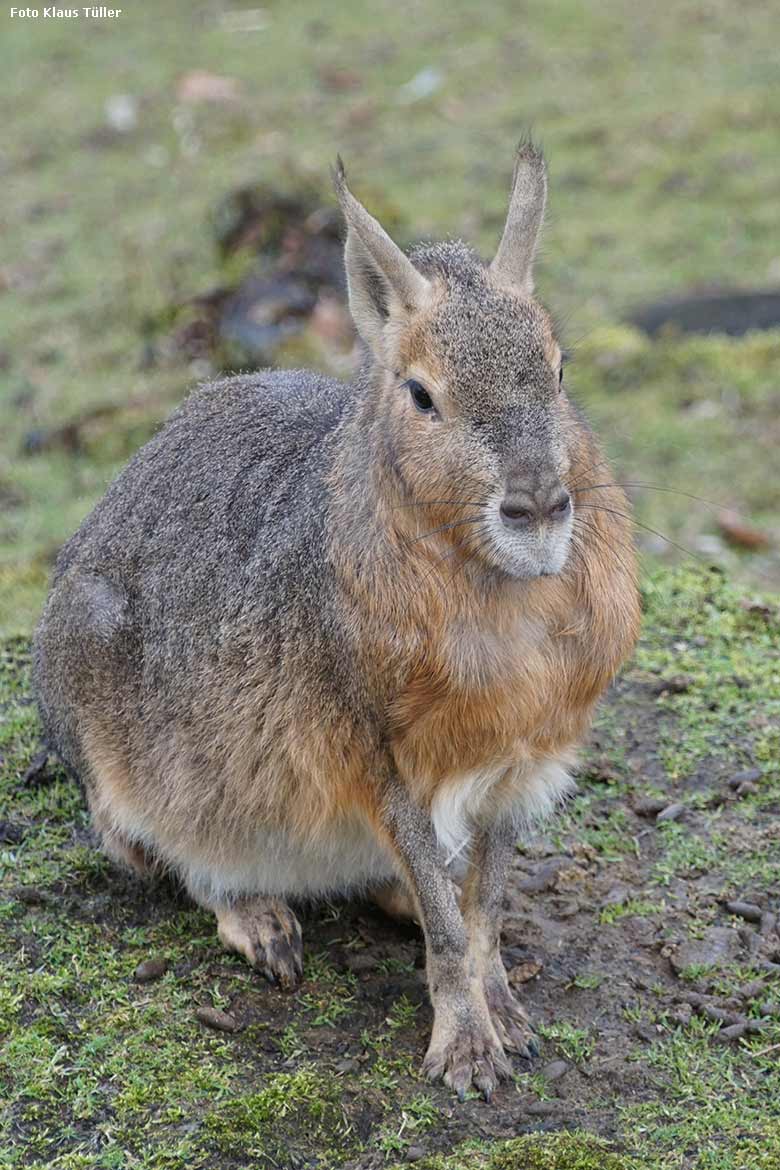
575,482 -> 741,514
571,517 -> 636,579
406,516 -> 486,546
574,504 -> 704,564
568,455 -> 619,492
390,499 -> 487,511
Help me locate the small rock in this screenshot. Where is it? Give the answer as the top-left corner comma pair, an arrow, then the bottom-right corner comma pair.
601,884 -> 631,909
697,1004 -> 743,1026
196,1005 -> 238,1033
670,1003 -> 694,1025
725,900 -> 762,923
526,1100 -> 557,1116
508,959 -> 543,987
716,1022 -> 747,1043
656,802 -> 686,823
517,858 -> 571,894
405,1146 -> 426,1162
134,957 -> 169,983
633,797 -> 668,818
670,926 -> 741,974
739,926 -> 762,955
760,911 -> 777,937
334,1057 -> 359,1075
540,1059 -> 570,1083
727,768 -> 762,790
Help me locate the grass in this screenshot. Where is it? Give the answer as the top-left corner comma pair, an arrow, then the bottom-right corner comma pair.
389,1133 -> 633,1169
3,566 -> 780,1165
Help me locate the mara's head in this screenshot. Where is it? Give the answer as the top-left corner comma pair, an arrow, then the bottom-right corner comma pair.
335,143 -> 595,582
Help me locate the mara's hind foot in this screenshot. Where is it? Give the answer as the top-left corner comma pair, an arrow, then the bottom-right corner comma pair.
371,875 -> 461,924
215,896 -> 303,990
371,878 -> 419,923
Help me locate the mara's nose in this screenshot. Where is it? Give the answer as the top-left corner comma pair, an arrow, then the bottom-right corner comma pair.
499,486 -> 571,530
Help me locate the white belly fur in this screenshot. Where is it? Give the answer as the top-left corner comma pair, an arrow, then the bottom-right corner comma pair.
182,819 -> 398,905
98,757 -> 575,904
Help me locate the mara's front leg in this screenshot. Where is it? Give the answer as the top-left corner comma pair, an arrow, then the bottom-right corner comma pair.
381,780 -> 510,1101
460,816 -> 538,1058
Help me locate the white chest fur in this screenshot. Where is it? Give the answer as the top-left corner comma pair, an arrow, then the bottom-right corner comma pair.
431,755 -> 576,864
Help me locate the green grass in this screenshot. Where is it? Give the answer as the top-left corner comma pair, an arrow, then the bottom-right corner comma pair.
389,1133 -> 633,1170
3,566 -> 780,1166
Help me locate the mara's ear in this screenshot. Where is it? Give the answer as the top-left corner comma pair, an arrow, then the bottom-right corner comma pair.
333,157 -> 430,352
489,140 -> 547,296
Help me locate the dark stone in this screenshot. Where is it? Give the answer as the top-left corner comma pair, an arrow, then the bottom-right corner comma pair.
630,289 -> 780,338
134,957 -> 169,983
195,1005 -> 238,1033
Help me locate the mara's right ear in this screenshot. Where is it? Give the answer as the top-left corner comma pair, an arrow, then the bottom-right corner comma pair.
333,157 -> 430,353
490,140 -> 547,296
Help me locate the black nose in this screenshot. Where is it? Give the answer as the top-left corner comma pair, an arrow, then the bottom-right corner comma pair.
499,488 -> 571,530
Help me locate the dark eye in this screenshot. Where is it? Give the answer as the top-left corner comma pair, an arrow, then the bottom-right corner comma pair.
558,365 -> 564,389
407,379 -> 436,415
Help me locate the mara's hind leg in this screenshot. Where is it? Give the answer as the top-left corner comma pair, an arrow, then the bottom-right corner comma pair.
371,878 -> 419,923
371,874 -> 461,924
212,896 -> 304,991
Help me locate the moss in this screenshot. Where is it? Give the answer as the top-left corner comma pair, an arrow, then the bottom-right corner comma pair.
5,561 -> 780,1165
402,1132 -> 632,1170
203,1066 -> 350,1162
489,1133 -> 629,1170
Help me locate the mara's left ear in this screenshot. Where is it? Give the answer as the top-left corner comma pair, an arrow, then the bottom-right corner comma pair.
489,140 -> 547,296
333,157 -> 431,353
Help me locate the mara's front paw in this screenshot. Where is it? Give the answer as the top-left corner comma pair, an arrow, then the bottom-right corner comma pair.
483,968 -> 538,1060
216,896 -> 303,990
422,1002 -> 511,1102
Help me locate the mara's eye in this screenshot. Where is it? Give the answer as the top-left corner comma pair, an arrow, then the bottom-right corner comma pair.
558,365 -> 564,389
406,379 -> 436,415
